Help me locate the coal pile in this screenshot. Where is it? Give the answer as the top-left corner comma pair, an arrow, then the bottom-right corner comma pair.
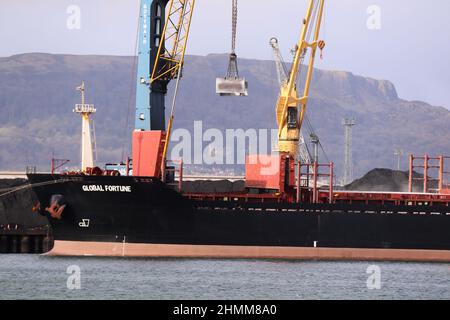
345,168 -> 436,192
182,180 -> 245,193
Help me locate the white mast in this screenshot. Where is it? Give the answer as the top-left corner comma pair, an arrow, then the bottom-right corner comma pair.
74,81 -> 96,171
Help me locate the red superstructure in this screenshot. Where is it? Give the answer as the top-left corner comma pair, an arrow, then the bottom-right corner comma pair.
132,130 -> 166,178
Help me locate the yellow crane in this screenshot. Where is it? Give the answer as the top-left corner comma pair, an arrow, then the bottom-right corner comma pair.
276,0 -> 325,158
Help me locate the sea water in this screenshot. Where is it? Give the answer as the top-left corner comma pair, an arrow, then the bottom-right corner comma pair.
0,255 -> 448,300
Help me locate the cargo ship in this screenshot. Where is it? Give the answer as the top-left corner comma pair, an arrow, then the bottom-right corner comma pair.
27,0 -> 450,261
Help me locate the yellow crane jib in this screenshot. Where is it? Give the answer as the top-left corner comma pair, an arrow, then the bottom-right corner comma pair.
149,0 -> 196,168
276,0 -> 325,157
150,0 -> 196,85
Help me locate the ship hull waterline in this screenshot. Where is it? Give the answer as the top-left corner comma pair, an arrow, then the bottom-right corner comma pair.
47,240 -> 450,262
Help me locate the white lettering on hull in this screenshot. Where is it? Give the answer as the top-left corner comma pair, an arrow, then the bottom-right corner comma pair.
82,185 -> 131,193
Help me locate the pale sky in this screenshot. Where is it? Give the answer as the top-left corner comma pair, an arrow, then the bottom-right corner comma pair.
1,0 -> 449,108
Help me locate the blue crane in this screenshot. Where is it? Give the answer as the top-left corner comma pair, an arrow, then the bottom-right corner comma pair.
135,0 -> 169,132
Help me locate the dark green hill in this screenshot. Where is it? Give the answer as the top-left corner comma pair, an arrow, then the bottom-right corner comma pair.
1,53 -> 449,180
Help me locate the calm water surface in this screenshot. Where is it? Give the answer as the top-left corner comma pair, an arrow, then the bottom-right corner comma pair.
0,255 -> 448,299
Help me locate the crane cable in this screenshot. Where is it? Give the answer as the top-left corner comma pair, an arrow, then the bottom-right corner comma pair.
231,0 -> 238,54
0,179 -> 67,198
120,5 -> 141,163
304,115 -> 330,164
224,0 -> 241,80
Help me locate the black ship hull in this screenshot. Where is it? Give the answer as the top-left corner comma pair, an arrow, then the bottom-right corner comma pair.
27,174 -> 450,261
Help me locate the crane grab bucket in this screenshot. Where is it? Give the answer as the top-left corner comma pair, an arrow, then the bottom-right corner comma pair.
216,78 -> 248,96
216,53 -> 248,96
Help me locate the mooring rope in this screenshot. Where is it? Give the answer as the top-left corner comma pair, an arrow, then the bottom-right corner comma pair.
0,179 -> 67,198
